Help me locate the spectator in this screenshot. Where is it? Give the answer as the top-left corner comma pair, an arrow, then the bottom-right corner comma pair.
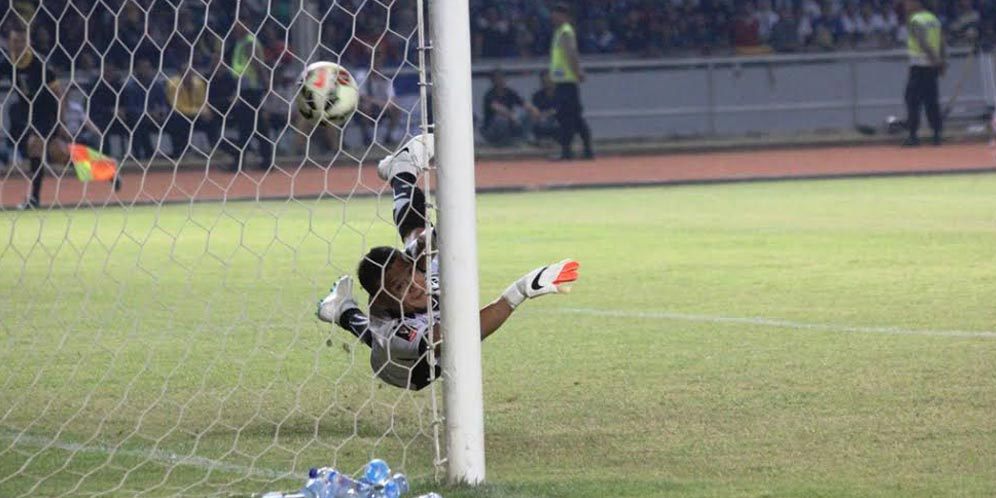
261,70 -> 296,155
731,3 -> 768,53
30,25 -> 54,61
355,68 -> 403,145
530,72 -> 560,144
391,71 -> 423,137
118,3 -> 145,52
884,4 -> 902,41
855,3 -> 890,48
1,25 -> 70,209
811,3 -> 844,49
770,7 -> 801,52
318,24 -> 343,61
620,10 -> 650,54
122,58 -> 169,159
584,18 -> 619,53
755,0 -> 781,41
840,3 -> 861,47
798,6 -> 815,45
63,87 -> 103,153
474,6 -> 515,58
686,11 -> 720,53
515,18 -> 539,57
948,0 -> 980,45
165,62 -> 234,165
480,71 -> 539,146
801,0 -> 823,19
261,23 -> 290,68
87,63 -> 130,158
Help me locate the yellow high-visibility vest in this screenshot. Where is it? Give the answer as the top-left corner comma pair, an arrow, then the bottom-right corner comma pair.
907,11 -> 941,66
231,34 -> 260,86
549,23 -> 578,83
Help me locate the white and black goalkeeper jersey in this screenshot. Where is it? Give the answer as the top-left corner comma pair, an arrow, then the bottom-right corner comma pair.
338,257 -> 440,390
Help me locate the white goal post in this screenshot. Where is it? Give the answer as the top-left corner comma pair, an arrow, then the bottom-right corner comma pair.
428,0 -> 487,486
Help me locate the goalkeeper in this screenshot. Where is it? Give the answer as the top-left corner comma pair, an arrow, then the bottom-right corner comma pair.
316,134 -> 580,390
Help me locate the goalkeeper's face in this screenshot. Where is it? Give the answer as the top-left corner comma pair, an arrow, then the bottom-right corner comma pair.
380,257 -> 430,313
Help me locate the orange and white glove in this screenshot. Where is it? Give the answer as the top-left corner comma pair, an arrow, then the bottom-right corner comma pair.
501,259 -> 580,309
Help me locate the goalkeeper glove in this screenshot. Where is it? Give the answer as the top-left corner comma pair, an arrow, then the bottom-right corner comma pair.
501,259 -> 580,309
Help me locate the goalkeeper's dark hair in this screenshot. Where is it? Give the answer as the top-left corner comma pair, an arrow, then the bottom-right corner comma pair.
357,246 -> 400,297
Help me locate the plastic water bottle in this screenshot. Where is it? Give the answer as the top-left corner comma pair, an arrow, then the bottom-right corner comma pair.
330,472 -> 357,498
345,478 -> 374,498
382,479 -> 400,498
390,473 -> 409,495
301,467 -> 332,498
363,459 -> 391,486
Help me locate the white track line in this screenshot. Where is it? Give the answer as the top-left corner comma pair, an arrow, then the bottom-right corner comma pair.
0,430 -> 294,480
558,307 -> 996,339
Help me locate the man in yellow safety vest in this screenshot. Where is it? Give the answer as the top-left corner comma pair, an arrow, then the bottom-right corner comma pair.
903,0 -> 946,146
548,2 -> 594,160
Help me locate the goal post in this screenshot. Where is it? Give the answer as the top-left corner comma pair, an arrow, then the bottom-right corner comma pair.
428,0 -> 488,486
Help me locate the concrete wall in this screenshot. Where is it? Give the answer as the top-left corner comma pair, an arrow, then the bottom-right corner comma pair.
471,51 -> 991,140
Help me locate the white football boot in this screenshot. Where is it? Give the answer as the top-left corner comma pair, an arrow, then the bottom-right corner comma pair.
317,275 -> 359,324
377,133 -> 435,181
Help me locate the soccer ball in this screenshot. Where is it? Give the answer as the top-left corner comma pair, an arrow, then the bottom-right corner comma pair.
296,62 -> 359,127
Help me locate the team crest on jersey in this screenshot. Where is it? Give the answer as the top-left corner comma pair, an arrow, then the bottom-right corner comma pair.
395,326 -> 419,342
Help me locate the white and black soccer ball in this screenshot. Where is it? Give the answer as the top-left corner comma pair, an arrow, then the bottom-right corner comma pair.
296,62 -> 359,127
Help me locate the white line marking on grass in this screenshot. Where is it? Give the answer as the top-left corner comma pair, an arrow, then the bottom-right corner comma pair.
558,307 -> 996,339
0,430 -> 294,480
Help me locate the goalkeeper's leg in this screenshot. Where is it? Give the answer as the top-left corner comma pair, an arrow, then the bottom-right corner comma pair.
378,134 -> 434,241
391,172 -> 427,242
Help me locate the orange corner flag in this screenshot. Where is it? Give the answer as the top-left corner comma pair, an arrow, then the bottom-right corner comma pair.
70,144 -> 117,183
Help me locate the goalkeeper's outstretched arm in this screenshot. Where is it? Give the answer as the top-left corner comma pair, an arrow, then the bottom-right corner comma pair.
478,258 -> 581,341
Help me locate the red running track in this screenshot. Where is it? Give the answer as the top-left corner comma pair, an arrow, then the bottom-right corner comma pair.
2,143 -> 995,209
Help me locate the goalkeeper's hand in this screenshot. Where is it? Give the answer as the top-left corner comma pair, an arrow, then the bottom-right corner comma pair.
501,259 -> 580,309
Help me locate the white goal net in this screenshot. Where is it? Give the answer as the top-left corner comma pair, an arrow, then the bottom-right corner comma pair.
0,0 -> 447,495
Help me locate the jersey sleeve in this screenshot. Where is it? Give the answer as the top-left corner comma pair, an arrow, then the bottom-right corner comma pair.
338,308 -> 373,348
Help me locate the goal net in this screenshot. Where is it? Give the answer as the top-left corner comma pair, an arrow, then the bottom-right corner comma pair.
0,0 -> 447,495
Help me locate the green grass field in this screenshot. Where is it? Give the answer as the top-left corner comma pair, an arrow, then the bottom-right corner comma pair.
2,173 -> 995,497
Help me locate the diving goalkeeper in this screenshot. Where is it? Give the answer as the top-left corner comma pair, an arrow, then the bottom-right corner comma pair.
316,134 -> 580,390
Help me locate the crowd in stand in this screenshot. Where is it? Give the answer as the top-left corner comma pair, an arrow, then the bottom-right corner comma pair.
468,0 -> 990,57
0,0 -> 992,167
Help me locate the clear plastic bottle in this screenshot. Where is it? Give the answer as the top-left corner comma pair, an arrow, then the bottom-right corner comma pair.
382,479 -> 400,498
301,467 -> 332,498
363,459 -> 391,486
390,473 -> 409,495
